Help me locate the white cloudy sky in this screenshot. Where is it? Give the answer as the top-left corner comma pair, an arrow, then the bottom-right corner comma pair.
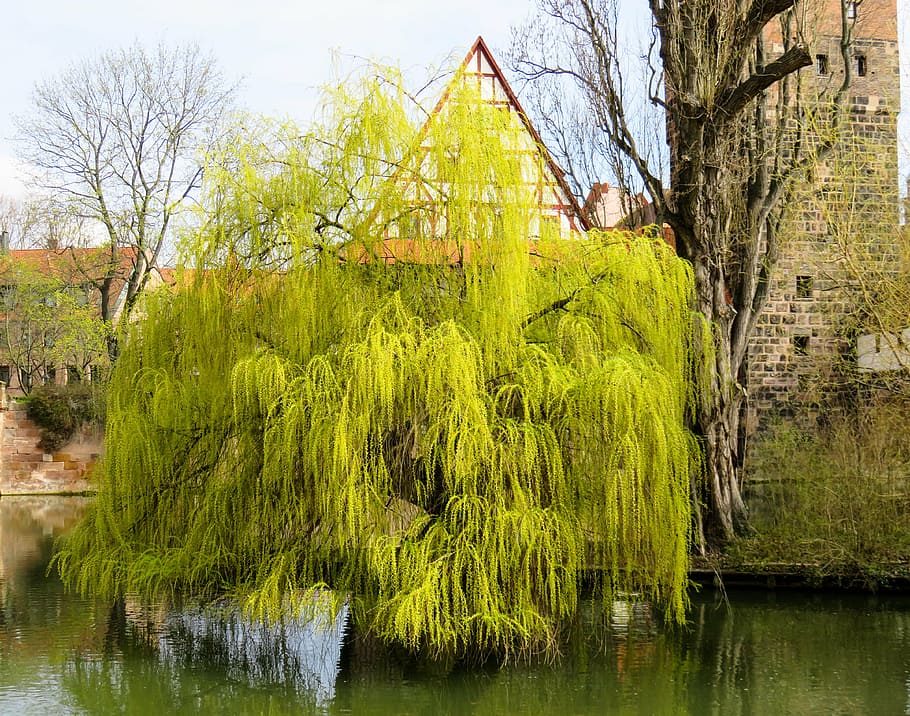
1,0 -> 909,198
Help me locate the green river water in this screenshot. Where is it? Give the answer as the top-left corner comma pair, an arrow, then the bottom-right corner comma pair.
1,495 -> 909,715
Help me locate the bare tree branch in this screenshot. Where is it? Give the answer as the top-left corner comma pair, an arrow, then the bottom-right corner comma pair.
15,42 -> 235,337
717,44 -> 812,120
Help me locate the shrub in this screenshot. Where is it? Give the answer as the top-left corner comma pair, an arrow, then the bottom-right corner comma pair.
734,403 -> 910,579
25,383 -> 101,453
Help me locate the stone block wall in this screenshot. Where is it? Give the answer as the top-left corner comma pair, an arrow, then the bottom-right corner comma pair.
0,400 -> 99,495
746,0 -> 901,434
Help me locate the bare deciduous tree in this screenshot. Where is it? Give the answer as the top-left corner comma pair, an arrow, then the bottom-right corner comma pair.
15,43 -> 234,344
0,194 -> 93,250
513,0 -> 856,545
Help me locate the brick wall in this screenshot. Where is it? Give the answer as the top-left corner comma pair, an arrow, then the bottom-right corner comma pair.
0,401 -> 99,495
746,0 -> 901,434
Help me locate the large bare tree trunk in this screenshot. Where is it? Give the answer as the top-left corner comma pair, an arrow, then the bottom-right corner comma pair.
693,259 -> 749,543
512,0 -> 863,546
667,107 -> 761,544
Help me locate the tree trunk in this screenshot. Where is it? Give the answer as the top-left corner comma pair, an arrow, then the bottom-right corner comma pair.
673,121 -> 755,546
695,262 -> 748,544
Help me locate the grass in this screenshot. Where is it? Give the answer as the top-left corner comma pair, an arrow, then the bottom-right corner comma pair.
730,399 -> 910,584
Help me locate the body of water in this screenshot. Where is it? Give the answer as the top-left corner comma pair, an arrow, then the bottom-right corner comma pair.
1,495 -> 909,714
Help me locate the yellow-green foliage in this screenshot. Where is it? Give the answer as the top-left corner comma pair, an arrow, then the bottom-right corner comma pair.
56,66 -> 700,661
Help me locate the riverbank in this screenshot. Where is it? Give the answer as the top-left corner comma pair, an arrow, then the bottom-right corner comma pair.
690,557 -> 910,592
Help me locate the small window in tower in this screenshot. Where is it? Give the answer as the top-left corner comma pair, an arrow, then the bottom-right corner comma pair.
847,1 -> 857,20
855,54 -> 867,77
796,275 -> 813,299
816,54 -> 829,75
793,335 -> 810,356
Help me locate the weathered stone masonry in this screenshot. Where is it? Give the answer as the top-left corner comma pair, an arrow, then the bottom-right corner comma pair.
746,0 -> 901,433
0,398 -> 98,495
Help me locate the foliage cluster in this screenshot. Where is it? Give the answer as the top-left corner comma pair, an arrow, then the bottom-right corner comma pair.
26,383 -> 101,452
0,258 -> 110,392
56,68 -> 703,660
734,403 -> 910,581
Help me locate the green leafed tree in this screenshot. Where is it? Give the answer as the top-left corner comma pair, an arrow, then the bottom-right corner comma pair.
0,259 -> 110,392
56,66 -> 704,660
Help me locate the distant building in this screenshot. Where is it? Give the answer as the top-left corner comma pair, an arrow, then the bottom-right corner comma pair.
583,182 -> 655,230
363,36 -> 589,265
0,245 -> 136,394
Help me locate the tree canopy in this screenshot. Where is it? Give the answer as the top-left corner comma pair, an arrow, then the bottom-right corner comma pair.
15,42 -> 234,333
0,257 -> 109,391
56,67 -> 704,660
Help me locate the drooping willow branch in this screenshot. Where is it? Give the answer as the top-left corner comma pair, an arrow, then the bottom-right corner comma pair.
55,69 -> 701,661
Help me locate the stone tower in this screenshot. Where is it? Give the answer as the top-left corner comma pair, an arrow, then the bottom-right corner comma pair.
745,0 -> 900,433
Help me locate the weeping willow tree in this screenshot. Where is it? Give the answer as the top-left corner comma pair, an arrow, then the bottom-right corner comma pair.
56,63 -> 703,661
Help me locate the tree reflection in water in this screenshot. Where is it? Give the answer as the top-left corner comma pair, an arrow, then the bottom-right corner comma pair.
3,498 -> 909,714
63,596 -> 348,714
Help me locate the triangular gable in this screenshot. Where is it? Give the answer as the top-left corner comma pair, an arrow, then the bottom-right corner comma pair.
442,36 -> 589,235
363,36 -> 590,263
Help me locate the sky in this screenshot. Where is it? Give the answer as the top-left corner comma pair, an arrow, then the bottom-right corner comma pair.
1,0 -> 908,198
0,0 -> 534,197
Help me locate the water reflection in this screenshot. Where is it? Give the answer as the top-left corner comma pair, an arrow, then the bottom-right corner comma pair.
2,496 -> 910,715
680,589 -> 910,715
160,600 -> 348,701
60,576 -> 348,711
60,605 -> 338,715
0,496 -> 102,715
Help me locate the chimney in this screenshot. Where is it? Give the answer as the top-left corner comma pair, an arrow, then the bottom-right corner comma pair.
0,230 -> 8,253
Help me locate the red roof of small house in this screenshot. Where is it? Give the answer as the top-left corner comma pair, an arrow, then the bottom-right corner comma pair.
3,246 -> 137,275
0,246 -> 140,322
